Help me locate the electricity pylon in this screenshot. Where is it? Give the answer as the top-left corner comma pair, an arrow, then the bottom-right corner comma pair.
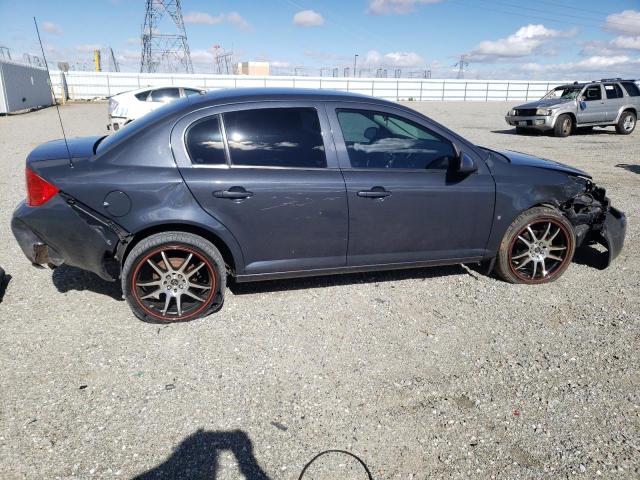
140,0 -> 193,73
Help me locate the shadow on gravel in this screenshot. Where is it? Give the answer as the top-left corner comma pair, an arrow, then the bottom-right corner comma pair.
132,429 -> 271,480
0,269 -> 10,304
616,163 -> 640,175
229,264 -> 466,295
52,265 -> 123,301
491,128 -> 614,136
573,244 -> 609,270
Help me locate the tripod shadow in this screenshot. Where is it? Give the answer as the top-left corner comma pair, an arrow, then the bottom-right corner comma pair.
133,429 -> 271,480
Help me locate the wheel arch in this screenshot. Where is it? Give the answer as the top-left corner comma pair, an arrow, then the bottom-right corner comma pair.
618,106 -> 637,120
120,223 -> 241,276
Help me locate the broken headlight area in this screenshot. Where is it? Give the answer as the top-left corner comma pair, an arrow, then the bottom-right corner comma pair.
561,180 -> 626,267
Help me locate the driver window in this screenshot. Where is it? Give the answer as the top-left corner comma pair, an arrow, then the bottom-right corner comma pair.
336,109 -> 455,170
583,85 -> 602,101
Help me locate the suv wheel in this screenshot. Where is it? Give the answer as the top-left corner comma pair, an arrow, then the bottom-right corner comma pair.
496,207 -> 575,284
616,111 -> 636,135
122,232 -> 226,322
554,114 -> 573,137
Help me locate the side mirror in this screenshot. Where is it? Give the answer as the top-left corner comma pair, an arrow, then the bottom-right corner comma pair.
453,144 -> 477,174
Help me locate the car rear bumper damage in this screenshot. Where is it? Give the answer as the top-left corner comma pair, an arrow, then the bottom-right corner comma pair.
561,182 -> 626,267
11,194 -> 130,281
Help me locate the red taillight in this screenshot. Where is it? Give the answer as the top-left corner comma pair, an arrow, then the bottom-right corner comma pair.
26,167 -> 59,206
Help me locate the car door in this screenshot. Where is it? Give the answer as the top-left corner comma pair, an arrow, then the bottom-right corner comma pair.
326,103 -> 495,266
603,83 -> 625,121
171,102 -> 349,275
577,84 -> 607,123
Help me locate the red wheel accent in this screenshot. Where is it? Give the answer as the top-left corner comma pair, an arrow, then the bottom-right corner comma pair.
507,217 -> 573,284
130,244 -> 217,321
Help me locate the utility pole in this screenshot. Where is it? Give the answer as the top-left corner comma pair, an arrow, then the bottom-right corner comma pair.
353,54 -> 358,77
140,0 -> 193,74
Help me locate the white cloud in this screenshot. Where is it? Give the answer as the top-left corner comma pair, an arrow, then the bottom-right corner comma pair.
226,12 -> 251,30
293,10 -> 324,27
184,11 -> 250,30
367,0 -> 444,15
362,50 -> 425,67
611,35 -> 640,50
521,55 -> 639,77
75,44 -> 102,53
466,24 -> 575,62
42,21 -> 62,35
604,10 -> 640,36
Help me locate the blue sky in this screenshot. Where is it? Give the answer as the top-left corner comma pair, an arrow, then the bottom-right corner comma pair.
1,0 -> 639,79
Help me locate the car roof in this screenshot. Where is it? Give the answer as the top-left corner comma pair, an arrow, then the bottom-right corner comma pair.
186,87 -> 397,109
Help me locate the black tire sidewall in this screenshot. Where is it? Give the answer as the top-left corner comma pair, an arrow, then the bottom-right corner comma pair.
496,207 -> 576,284
617,112 -> 636,135
122,232 -> 226,322
554,114 -> 572,137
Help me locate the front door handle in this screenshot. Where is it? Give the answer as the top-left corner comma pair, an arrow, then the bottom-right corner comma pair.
357,187 -> 391,198
213,187 -> 253,199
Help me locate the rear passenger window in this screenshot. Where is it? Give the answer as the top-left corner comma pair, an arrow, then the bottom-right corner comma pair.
223,108 -> 326,168
336,109 -> 455,170
604,84 -> 623,99
621,82 -> 640,97
186,116 -> 226,165
149,88 -> 180,102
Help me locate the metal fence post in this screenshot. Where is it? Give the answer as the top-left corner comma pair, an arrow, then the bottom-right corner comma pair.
506,82 -> 510,101
106,73 -> 111,97
463,81 -> 468,101
396,80 -> 399,101
485,82 -> 489,102
441,81 -> 445,100
525,82 -> 530,101
419,80 -> 423,101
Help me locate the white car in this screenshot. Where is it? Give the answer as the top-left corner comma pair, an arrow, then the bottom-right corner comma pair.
107,86 -> 205,131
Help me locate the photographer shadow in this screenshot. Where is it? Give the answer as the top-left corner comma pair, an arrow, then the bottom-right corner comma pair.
132,429 -> 271,480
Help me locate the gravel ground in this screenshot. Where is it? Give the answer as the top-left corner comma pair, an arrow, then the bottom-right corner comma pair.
0,101 -> 638,479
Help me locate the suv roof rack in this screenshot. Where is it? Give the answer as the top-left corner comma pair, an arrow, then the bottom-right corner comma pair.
600,78 -> 622,82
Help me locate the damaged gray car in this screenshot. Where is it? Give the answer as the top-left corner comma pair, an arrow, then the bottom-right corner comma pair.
11,88 -> 626,322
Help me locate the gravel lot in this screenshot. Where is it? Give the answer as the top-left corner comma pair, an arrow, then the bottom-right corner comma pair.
0,101 -> 638,479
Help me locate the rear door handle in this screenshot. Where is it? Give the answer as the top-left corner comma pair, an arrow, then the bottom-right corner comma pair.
357,187 -> 391,198
213,187 -> 253,199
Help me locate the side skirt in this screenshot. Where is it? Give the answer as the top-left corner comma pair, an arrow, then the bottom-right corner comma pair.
234,256 -> 484,283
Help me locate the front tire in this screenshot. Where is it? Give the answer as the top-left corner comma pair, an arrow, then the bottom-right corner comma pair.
496,207 -> 575,284
553,114 -> 573,137
616,111 -> 636,134
122,232 -> 226,322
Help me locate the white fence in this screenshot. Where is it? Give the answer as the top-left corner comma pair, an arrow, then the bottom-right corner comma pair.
49,70 -> 573,102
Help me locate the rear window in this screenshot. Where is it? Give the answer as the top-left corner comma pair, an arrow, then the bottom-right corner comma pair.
604,83 -> 624,99
223,108 -> 326,168
621,81 -> 640,97
186,116 -> 226,165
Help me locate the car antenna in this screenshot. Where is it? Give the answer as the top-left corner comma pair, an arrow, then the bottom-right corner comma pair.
33,16 -> 73,168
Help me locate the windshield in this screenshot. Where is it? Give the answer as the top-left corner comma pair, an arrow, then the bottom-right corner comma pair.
543,86 -> 582,100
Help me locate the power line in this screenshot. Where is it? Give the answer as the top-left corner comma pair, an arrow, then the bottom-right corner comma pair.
451,0 -> 608,30
477,0 -> 637,30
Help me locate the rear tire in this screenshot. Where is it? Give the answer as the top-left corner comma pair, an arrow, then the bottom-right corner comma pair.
122,232 -> 226,322
496,207 -> 575,284
616,111 -> 636,134
553,114 -> 573,137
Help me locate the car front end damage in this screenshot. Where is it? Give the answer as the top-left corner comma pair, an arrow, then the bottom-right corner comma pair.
505,107 -> 563,131
11,193 -> 130,281
560,180 -> 626,266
